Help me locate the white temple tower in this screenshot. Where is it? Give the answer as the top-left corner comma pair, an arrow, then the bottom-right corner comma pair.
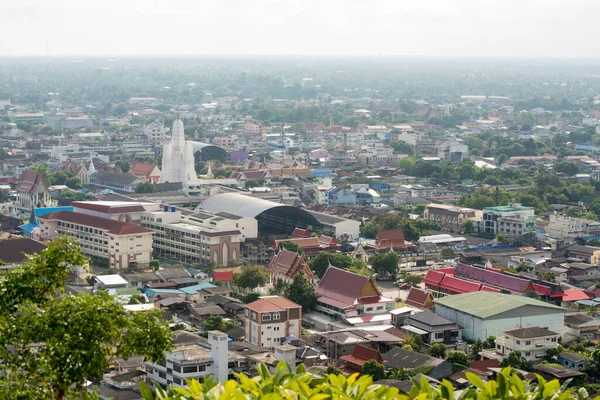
160,115 -> 197,183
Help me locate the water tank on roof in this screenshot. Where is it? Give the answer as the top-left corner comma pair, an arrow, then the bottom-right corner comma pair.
163,205 -> 168,212
171,206 -> 176,212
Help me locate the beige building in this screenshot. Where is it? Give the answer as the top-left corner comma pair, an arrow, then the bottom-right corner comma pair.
140,209 -> 242,267
545,213 -> 600,238
244,296 -> 302,348
424,204 -> 482,232
38,210 -> 153,270
491,327 -> 560,363
213,135 -> 238,148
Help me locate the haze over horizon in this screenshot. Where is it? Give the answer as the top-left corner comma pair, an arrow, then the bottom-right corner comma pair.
3,0 -> 599,58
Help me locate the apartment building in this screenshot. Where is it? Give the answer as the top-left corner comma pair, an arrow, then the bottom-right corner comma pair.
424,204 -> 482,232
545,213 -> 600,238
140,209 -> 242,267
244,296 -> 302,348
482,203 -> 535,238
38,210 -> 153,270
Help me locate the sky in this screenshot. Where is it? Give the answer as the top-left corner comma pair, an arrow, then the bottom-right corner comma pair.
2,0 -> 599,57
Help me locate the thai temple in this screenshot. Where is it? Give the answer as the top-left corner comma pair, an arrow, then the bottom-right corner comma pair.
160,115 -> 198,184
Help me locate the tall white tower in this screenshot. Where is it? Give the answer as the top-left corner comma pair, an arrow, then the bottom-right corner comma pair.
209,331 -> 229,383
160,115 -> 196,183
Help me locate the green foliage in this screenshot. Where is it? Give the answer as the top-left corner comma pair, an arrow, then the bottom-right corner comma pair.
390,141 -> 415,155
397,157 -> 416,174
429,343 -> 447,358
500,350 -> 534,371
284,274 -> 319,311
65,176 -> 83,189
537,271 -> 556,283
242,292 -> 261,304
245,179 -> 263,189
471,339 -> 483,361
446,350 -> 469,367
142,361 -> 580,400
115,160 -> 130,173
371,251 -> 398,276
458,186 -> 513,209
277,240 -> 303,254
234,265 -> 269,289
135,181 -> 158,193
28,163 -> 55,185
403,333 -> 425,352
362,359 -> 386,381
0,237 -> 172,399
309,252 -> 366,278
204,315 -> 237,333
403,273 -> 423,286
484,336 -> 497,349
360,214 -> 422,241
462,220 -> 475,235
440,247 -> 456,259
149,259 -> 160,271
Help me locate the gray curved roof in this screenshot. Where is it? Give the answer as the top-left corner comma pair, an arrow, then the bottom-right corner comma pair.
202,193 -> 316,221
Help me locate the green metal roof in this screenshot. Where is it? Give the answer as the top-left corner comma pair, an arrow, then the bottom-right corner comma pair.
434,292 -> 564,319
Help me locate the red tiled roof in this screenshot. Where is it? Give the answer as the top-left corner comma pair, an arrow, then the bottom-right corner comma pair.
38,210 -> 153,235
439,275 -> 481,294
213,270 -> 233,282
275,237 -> 320,250
562,289 -> 591,302
424,270 -> 445,286
340,344 -> 383,367
453,263 -> 552,295
245,296 -> 301,312
290,228 -> 310,239
16,171 -> 47,194
405,287 -> 433,308
376,230 -> 405,241
131,163 -> 158,176
317,235 -> 337,247
316,266 -> 381,309
72,201 -> 146,214
470,359 -> 500,374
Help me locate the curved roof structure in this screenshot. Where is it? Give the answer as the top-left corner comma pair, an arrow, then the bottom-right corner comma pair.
191,141 -> 228,162
202,193 -> 315,221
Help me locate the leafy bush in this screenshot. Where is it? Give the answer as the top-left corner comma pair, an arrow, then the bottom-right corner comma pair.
141,361 -> 585,400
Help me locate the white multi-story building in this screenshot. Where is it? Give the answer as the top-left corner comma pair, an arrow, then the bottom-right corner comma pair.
144,119 -> 170,143
140,208 -> 243,267
38,210 -> 154,270
545,213 -> 600,238
244,296 -> 302,348
492,327 -> 560,362
482,204 -> 536,238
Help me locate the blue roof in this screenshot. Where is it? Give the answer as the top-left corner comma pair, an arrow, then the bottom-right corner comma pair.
179,283 -> 217,294
576,300 -> 598,307
34,206 -> 73,218
143,288 -> 186,297
18,222 -> 37,234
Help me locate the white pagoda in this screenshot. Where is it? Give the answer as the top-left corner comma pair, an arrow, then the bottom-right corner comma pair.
160,115 -> 197,183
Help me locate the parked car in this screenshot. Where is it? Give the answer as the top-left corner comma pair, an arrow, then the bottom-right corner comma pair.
396,282 -> 411,290
374,273 -> 392,281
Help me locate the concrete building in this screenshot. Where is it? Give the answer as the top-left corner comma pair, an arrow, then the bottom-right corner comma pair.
244,296 -> 302,348
144,119 -> 170,143
482,203 -> 536,238
140,208 -> 242,267
324,187 -> 357,206
488,327 -> 560,363
88,171 -> 142,193
424,204 -> 482,232
307,210 -> 361,239
434,291 -> 565,341
213,135 -> 238,148
545,214 -> 600,238
38,210 -> 154,270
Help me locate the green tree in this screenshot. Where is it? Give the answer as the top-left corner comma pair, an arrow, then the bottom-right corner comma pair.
309,252 -> 366,278
362,360 -> 386,381
65,176 -> 83,189
234,265 -> 269,290
136,181 -> 158,193
483,336 -> 496,349
0,237 -> 172,399
471,339 -> 483,360
115,160 -> 131,173
462,220 -> 475,235
429,343 -> 447,358
496,233 -> 509,243
445,350 -> 469,368
149,259 -> 160,271
500,350 -> 533,371
440,248 -> 456,259
371,251 -> 398,277
277,240 -> 303,254
242,292 -> 261,304
390,141 -> 415,155
537,271 -> 556,283
28,163 -> 54,185
403,274 -> 423,286
397,157 -> 416,174
284,274 -> 319,311
403,333 -> 424,352
245,179 -> 262,189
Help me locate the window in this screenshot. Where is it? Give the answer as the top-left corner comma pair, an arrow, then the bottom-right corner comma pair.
183,366 -> 197,374
525,352 -> 530,357
198,365 -> 206,372
173,365 -> 181,373
435,333 -> 444,339
366,307 -> 373,312
272,312 -> 280,320
252,312 -> 257,321
158,372 -> 166,379
262,313 -> 271,321
173,377 -> 182,385
516,340 -> 520,345
525,341 -> 531,346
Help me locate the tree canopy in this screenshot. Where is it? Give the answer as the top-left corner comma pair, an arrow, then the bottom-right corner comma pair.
284,274 -> 319,311
0,237 -> 172,399
234,265 -> 269,289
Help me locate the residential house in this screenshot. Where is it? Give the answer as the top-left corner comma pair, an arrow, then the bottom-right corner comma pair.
229,170 -> 271,188
401,310 -> 461,344
131,163 -> 162,183
267,249 -> 315,284
564,244 -> 600,264
244,296 -> 302,348
339,344 -> 384,373
315,266 -> 395,319
558,352 -> 588,371
122,272 -> 162,289
486,327 -> 560,363
324,187 -> 357,206
382,347 -> 453,380
564,313 -> 600,338
434,292 -> 565,341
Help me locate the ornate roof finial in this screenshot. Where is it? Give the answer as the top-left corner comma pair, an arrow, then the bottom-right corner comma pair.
176,111 -> 180,120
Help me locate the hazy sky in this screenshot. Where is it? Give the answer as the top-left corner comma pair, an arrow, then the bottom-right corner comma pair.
2,0 -> 598,57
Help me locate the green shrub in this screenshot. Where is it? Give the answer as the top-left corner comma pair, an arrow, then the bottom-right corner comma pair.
141,361 -> 586,400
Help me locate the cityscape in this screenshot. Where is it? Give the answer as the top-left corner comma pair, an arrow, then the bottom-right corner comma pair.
2,1 -> 600,399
